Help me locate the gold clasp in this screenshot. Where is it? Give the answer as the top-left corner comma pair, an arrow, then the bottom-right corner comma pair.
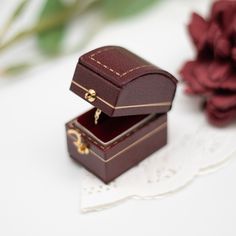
85,89 -> 96,102
67,129 -> 89,155
94,108 -> 102,125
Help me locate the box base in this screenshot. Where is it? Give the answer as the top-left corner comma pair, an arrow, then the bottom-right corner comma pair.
66,111 -> 167,184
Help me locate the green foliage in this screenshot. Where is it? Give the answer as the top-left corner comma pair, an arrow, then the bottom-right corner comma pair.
37,0 -> 67,56
12,0 -> 29,20
1,63 -> 32,76
0,0 -> 162,76
100,0 -> 159,19
0,0 -> 29,41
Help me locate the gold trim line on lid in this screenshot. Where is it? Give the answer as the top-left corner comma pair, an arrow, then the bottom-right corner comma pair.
71,80 -> 171,109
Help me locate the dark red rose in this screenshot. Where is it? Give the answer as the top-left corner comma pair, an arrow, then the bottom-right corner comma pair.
180,0 -> 236,126
206,93 -> 236,126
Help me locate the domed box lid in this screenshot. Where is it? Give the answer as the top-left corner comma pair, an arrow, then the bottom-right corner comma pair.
70,46 -> 177,117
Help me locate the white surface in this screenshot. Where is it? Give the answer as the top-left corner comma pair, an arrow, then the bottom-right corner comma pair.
80,85 -> 236,212
0,0 -> 236,235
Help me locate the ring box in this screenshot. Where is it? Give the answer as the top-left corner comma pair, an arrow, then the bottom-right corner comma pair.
66,46 -> 177,183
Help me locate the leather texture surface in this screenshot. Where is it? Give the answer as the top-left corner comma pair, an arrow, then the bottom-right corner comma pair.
66,112 -> 167,183
71,46 -> 178,117
79,46 -> 177,87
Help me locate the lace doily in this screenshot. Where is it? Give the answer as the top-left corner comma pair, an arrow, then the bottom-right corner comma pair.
80,86 -> 236,212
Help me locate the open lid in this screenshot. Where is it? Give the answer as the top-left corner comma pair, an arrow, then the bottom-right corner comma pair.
70,46 -> 178,117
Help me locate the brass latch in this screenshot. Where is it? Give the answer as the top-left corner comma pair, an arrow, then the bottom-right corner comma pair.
67,129 -> 89,155
94,108 -> 101,125
85,89 -> 96,102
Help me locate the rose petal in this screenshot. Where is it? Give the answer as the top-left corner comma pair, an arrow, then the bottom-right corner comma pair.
192,60 -> 234,90
227,15 -> 236,37
232,47 -> 236,62
193,61 -> 221,89
208,61 -> 230,81
207,22 -> 222,45
220,73 -> 236,90
206,101 -> 236,127
180,61 -> 208,94
214,36 -> 231,58
209,93 -> 236,110
188,13 -> 208,51
222,4 -> 236,33
211,0 -> 233,24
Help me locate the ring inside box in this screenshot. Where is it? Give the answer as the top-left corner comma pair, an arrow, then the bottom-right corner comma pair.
75,108 -> 155,145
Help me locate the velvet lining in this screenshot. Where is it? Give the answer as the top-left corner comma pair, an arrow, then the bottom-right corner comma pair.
76,108 -> 148,143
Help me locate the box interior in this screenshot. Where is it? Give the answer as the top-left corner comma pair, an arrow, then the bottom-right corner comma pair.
76,108 -> 150,143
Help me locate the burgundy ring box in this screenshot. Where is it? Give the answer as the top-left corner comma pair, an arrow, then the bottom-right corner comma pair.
66,46 -> 177,184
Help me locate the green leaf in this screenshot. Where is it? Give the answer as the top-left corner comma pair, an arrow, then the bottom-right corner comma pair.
12,0 -> 30,20
1,63 -> 32,76
37,0 -> 67,55
100,0 -> 159,19
0,0 -> 29,41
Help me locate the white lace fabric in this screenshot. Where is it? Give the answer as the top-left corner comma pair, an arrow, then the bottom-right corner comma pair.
80,86 -> 236,212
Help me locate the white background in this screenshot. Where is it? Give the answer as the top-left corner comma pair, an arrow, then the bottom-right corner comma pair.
0,0 -> 235,235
